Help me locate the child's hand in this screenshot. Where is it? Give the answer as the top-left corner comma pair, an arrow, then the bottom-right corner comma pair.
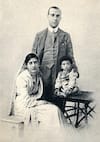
54,88 -> 59,95
59,92 -> 66,97
54,88 -> 66,97
61,88 -> 73,96
61,87 -> 66,93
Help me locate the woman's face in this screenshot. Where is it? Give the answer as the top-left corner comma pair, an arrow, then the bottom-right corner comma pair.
27,58 -> 39,75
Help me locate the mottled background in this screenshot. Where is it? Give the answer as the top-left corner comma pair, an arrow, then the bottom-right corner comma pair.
0,0 -> 100,141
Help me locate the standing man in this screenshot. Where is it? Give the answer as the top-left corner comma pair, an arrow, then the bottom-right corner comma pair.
32,6 -> 79,102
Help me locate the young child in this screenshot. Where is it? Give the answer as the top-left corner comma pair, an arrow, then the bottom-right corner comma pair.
54,56 -> 79,97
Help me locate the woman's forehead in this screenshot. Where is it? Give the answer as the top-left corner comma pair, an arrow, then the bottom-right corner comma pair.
62,60 -> 71,64
28,58 -> 38,62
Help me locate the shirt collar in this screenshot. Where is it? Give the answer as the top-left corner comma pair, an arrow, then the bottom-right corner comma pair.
48,26 -> 58,33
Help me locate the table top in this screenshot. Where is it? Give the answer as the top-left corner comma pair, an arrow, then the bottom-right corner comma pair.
66,91 -> 94,103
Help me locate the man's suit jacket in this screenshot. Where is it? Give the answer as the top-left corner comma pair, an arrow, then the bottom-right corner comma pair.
32,28 -> 78,83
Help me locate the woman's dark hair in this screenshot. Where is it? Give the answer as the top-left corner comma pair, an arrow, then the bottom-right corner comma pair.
60,56 -> 73,65
24,53 -> 39,65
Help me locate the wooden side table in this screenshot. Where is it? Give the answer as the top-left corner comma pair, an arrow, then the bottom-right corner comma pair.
64,91 -> 95,128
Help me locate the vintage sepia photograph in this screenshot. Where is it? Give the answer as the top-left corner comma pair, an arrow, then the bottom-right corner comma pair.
0,0 -> 100,142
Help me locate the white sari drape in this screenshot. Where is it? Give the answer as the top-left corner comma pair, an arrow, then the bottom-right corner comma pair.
13,69 -> 66,128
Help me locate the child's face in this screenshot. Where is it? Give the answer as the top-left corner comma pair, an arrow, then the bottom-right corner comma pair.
61,60 -> 72,71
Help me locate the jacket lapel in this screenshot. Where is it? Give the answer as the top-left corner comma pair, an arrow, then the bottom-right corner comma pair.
57,28 -> 65,55
38,28 -> 48,63
39,28 -> 48,50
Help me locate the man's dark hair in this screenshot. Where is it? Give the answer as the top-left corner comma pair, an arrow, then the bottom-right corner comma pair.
48,6 -> 60,15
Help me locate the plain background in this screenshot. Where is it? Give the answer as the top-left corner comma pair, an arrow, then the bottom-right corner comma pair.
0,0 -> 100,141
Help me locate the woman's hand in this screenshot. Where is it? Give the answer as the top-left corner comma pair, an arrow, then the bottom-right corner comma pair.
36,100 -> 48,105
28,100 -> 38,108
28,100 -> 48,108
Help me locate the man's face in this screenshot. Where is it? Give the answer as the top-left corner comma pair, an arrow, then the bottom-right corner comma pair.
48,8 -> 61,28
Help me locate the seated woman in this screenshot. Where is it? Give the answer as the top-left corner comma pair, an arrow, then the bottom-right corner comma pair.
9,53 -> 66,128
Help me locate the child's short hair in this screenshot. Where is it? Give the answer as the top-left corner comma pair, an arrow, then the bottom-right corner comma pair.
60,56 -> 73,65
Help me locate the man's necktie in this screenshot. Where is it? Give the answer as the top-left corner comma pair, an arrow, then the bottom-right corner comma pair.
54,35 -> 57,44
53,32 -> 57,44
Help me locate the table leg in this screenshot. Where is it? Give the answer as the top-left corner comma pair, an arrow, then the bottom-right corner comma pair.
85,103 -> 88,124
75,102 -> 80,128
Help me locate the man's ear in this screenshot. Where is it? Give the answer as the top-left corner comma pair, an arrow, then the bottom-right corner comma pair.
59,15 -> 61,21
47,14 -> 49,20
